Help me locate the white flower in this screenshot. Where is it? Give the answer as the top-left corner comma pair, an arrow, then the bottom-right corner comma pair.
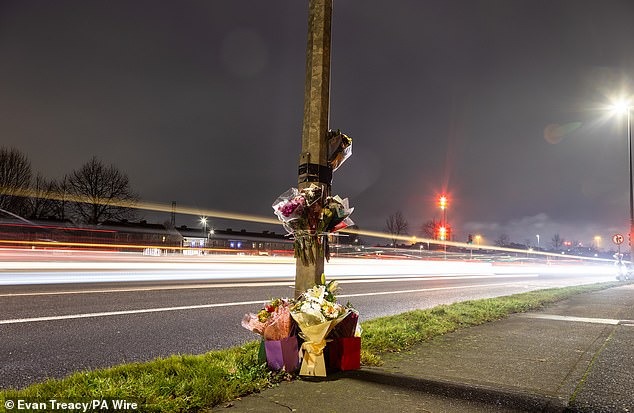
326,280 -> 339,294
322,301 -> 340,319
305,285 -> 326,304
301,301 -> 325,322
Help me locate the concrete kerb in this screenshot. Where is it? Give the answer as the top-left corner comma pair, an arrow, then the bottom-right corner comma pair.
344,368 -> 568,412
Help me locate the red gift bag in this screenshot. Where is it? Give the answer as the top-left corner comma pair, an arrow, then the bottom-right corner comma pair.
331,310 -> 359,338
328,337 -> 361,371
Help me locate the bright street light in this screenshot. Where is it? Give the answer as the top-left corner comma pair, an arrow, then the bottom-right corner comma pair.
610,99 -> 633,262
199,217 -> 208,240
612,100 -> 630,115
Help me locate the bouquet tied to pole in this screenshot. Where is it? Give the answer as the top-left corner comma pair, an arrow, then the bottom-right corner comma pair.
272,184 -> 354,265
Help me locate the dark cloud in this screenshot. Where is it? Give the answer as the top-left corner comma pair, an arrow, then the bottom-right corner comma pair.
1,0 -> 633,246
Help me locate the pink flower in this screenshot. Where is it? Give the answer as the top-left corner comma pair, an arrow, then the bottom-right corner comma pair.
242,298 -> 293,340
279,198 -> 305,218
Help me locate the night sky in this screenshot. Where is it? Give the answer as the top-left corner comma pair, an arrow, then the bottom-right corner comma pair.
2,0 -> 634,247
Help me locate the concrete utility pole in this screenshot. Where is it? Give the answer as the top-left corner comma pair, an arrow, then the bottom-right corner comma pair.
295,0 -> 333,297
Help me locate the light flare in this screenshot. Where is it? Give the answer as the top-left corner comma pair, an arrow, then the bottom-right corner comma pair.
0,186 -> 280,225
0,187 -> 618,264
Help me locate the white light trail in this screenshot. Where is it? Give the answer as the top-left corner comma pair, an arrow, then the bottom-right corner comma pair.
0,274 -> 539,297
0,254 -> 617,285
0,281 -> 528,325
338,281 -> 519,298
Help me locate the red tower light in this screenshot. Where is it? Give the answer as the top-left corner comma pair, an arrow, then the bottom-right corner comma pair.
438,226 -> 447,241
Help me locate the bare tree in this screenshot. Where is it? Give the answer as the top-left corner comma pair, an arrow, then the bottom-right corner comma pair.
495,233 -> 510,247
420,219 -> 439,239
26,173 -> 57,219
0,147 -> 32,216
386,211 -> 408,246
67,157 -> 138,224
50,175 -> 70,221
551,233 -> 564,250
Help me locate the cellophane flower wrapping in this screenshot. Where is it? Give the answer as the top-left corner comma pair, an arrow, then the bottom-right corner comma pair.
318,195 -> 354,234
273,185 -> 355,265
272,185 -> 327,265
290,278 -> 349,376
243,298 -> 300,372
327,130 -> 352,171
272,186 -> 322,224
241,298 -> 293,341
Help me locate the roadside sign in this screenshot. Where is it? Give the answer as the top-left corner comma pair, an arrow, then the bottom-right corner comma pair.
613,234 -> 624,245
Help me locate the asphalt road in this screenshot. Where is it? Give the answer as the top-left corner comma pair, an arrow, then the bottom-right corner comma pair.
0,256 -> 616,390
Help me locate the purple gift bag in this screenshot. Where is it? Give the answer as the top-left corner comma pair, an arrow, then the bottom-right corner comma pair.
264,336 -> 300,372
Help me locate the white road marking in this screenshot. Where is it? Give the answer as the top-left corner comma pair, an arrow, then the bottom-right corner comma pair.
0,281 -> 524,325
0,274 -> 538,297
0,282 -> 294,297
0,299 -> 265,325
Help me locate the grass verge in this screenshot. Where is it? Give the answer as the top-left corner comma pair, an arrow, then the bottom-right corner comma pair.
1,281 -> 625,412
359,281 -> 624,362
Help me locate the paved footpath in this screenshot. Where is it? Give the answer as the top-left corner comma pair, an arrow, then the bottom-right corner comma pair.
223,283 -> 634,412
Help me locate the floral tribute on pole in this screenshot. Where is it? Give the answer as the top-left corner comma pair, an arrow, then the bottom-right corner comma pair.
253,129 -> 357,375
272,184 -> 354,265
241,276 -> 361,377
327,129 -> 352,172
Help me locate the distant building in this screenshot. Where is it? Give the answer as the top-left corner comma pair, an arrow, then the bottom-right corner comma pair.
178,226 -> 292,255
0,217 -> 293,255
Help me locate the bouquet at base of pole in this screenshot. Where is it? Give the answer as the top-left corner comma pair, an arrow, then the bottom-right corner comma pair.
263,335 -> 299,372
328,309 -> 362,372
290,277 -> 349,377
241,298 -> 299,373
328,337 -> 361,371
